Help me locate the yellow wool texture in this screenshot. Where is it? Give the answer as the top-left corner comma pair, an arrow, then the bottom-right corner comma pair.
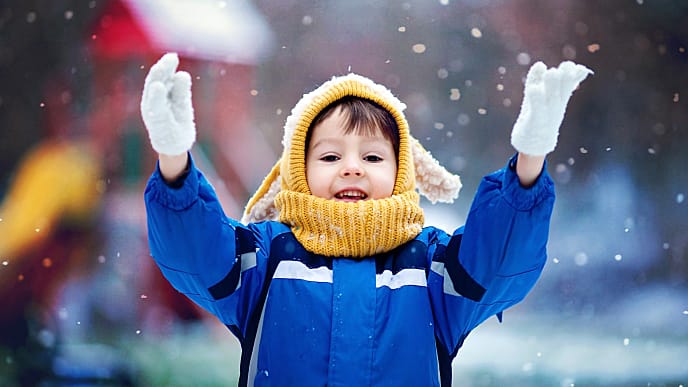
275,190 -> 423,258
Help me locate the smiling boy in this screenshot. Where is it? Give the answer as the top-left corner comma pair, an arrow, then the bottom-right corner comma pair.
306,97 -> 398,202
142,53 -> 591,386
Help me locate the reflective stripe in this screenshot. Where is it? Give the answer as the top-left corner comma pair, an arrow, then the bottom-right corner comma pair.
241,251 -> 257,273
273,260 -> 333,283
376,268 -> 427,289
430,261 -> 462,297
235,251 -> 258,292
430,261 -> 444,276
247,293 -> 268,387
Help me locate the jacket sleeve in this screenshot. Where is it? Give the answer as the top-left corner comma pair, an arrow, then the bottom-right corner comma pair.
428,154 -> 555,355
143,154 -> 272,334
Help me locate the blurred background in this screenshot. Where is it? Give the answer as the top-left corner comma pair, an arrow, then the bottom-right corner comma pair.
0,0 -> 686,385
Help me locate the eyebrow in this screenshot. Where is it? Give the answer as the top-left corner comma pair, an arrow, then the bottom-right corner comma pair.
309,136 -> 392,152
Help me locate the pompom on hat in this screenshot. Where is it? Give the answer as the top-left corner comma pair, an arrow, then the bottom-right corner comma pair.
242,73 -> 462,225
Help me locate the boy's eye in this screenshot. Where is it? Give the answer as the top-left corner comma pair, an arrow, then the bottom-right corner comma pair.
364,155 -> 383,162
320,155 -> 340,162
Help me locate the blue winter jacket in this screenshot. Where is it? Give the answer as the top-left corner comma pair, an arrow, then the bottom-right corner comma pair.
144,154 -> 555,387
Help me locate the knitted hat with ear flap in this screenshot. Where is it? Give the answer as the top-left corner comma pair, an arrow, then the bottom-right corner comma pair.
242,73 -> 462,257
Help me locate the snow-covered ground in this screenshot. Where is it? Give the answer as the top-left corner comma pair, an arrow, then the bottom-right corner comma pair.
454,310 -> 688,386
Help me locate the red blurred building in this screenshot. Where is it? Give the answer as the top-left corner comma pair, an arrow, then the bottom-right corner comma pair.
0,1 -> 274,382
87,0 -> 275,214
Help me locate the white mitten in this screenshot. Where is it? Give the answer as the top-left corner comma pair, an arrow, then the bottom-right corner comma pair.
140,53 -> 196,156
511,61 -> 593,156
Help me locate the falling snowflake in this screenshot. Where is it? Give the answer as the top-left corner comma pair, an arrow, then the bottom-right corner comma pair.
449,88 -> 461,101
516,52 -> 531,66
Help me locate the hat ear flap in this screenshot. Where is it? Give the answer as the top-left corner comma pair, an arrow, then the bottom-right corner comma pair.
242,160 -> 282,224
411,137 -> 462,204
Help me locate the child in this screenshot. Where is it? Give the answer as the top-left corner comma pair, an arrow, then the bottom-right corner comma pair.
141,53 -> 591,386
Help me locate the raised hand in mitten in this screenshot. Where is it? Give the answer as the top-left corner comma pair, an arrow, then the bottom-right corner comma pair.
511,61 -> 593,156
140,53 -> 196,156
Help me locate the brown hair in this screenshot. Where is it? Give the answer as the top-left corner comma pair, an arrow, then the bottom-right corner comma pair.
306,96 -> 400,160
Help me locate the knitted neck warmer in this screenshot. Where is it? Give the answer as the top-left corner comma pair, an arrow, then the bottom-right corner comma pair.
242,73 -> 462,258
275,190 -> 424,257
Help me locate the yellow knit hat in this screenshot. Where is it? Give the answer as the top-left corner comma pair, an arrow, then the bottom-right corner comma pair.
242,73 -> 462,226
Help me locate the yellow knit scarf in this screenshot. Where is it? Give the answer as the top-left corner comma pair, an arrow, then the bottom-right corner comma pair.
275,190 -> 424,258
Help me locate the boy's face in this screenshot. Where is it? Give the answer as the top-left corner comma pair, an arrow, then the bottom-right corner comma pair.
306,107 -> 397,201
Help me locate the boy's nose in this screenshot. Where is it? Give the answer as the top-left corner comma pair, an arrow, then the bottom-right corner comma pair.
341,160 -> 364,177
342,168 -> 363,177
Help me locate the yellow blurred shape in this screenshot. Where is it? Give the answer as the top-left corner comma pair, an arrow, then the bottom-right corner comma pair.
0,141 -> 102,262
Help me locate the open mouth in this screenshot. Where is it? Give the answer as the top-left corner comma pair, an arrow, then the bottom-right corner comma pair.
334,190 -> 368,201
